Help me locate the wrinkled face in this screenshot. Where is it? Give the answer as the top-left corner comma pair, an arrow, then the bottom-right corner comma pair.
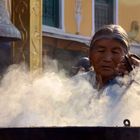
90,39 -> 126,79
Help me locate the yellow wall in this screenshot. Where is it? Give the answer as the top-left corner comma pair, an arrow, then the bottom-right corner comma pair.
119,0 -> 140,42
81,0 -> 92,36
65,0 -> 92,36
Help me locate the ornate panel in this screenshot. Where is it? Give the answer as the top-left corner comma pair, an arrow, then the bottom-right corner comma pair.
12,0 -> 42,72
30,0 -> 42,72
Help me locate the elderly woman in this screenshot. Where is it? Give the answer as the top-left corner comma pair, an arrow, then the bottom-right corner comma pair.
75,24 -> 140,99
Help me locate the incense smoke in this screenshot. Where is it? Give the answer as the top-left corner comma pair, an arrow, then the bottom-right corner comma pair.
0,58 -> 140,127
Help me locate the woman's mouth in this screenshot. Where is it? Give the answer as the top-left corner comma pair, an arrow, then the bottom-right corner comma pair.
101,66 -> 113,71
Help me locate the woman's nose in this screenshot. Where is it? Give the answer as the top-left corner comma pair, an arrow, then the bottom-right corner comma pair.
103,53 -> 113,61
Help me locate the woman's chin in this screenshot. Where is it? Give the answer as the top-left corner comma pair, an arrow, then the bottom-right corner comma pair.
100,71 -> 115,78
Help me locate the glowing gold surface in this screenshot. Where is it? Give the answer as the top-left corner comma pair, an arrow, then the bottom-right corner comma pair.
12,0 -> 42,72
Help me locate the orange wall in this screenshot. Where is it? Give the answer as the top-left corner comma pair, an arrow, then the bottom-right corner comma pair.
118,0 -> 140,41
65,0 -> 92,36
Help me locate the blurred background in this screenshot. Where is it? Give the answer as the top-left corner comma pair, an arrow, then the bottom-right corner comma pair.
1,0 -> 140,75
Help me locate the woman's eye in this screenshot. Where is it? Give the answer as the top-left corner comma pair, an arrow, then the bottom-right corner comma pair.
98,50 -> 104,52
112,51 -> 119,54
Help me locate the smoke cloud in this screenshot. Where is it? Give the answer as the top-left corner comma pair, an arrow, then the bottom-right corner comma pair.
0,59 -> 140,127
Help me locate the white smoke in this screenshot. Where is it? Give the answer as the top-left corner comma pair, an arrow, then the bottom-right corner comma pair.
0,59 -> 140,127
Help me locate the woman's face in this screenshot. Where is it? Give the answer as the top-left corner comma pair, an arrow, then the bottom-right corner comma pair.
90,39 -> 126,79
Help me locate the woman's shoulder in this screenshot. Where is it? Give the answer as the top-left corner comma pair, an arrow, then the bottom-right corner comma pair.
71,70 -> 96,83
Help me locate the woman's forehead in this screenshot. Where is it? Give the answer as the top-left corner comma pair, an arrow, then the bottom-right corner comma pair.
93,39 -> 124,47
